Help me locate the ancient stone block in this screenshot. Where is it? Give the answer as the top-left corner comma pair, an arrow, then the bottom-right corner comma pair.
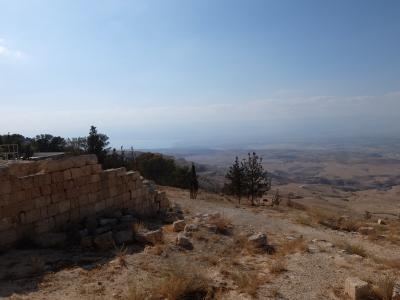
94,231 -> 114,250
91,164 -> 102,174
63,169 -> 72,181
20,176 -> 33,190
95,200 -> 106,213
58,200 -> 71,214
47,203 -> 59,217
35,233 -> 66,248
51,192 -> 66,204
25,208 -> 41,223
70,167 -> 84,179
113,230 -> 133,244
173,220 -> 186,232
35,218 -> 55,234
344,277 -> 369,300
40,184 -> 52,196
51,171 -> 64,184
176,233 -> 193,250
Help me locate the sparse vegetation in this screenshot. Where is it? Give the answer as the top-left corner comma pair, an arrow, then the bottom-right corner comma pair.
373,275 -> 396,300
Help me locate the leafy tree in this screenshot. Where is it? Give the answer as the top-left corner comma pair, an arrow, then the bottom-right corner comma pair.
65,137 -> 88,154
190,163 -> 199,199
242,152 -> 271,205
87,126 -> 109,164
225,156 -> 245,204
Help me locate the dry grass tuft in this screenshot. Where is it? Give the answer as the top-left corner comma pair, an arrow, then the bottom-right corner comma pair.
278,237 -> 308,256
269,259 -> 287,274
132,221 -> 147,235
127,280 -> 148,300
373,275 -> 396,300
335,240 -> 368,257
231,270 -> 266,297
208,215 -> 233,235
115,245 -> 128,267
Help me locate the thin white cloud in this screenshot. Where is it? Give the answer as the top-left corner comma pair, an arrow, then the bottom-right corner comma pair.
0,39 -> 25,59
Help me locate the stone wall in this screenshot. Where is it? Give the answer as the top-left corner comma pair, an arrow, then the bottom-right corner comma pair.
0,155 -> 169,249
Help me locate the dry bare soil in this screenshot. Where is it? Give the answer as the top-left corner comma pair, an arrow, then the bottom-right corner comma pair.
1,185 -> 399,300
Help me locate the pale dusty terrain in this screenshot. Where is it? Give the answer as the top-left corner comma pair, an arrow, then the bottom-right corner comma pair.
1,186 -> 399,300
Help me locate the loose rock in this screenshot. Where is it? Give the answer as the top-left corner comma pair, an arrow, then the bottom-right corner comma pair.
248,233 -> 268,248
176,233 -> 193,250
172,220 -> 186,232
345,277 -> 369,300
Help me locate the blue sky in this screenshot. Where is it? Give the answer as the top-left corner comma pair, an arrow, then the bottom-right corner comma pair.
1,0 -> 399,148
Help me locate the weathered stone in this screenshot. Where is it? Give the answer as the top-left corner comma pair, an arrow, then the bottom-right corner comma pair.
99,218 -> 118,227
141,229 -> 163,244
248,233 -> 268,248
94,231 -> 114,250
80,236 -> 93,248
113,230 -> 133,245
344,277 -> 369,300
35,233 -> 67,248
120,215 -> 136,223
358,226 -> 375,235
377,219 -> 386,225
176,233 -> 193,250
85,217 -> 98,234
172,220 -> 186,232
184,224 -> 199,233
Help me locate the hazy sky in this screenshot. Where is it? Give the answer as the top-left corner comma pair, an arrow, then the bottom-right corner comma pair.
1,0 -> 399,148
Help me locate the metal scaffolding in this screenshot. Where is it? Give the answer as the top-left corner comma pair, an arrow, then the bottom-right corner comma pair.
0,144 -> 19,160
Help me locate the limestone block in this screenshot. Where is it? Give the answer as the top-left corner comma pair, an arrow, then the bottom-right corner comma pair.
176,233 -> 193,250
90,174 -> 101,184
113,230 -> 133,244
173,220 -> 186,232
70,167 -> 84,179
35,218 -> 55,234
345,277 -> 369,300
51,193 -> 66,204
0,217 -> 13,231
11,179 -> 21,192
101,169 -> 118,181
62,180 -> 74,190
248,233 -> 268,248
31,187 -> 41,199
25,208 -> 41,223
91,164 -> 102,174
80,205 -> 94,218
51,171 -> 64,184
34,196 -> 51,208
40,184 -> 52,196
48,203 -> 59,217
66,187 -> 79,199
58,200 -> 71,213
94,231 -> 114,250
0,193 -> 11,207
20,176 -> 34,190
82,165 -> 92,176
140,229 -> 163,244
72,156 -> 87,168
63,169 -> 72,181
51,182 -> 64,194
35,233 -> 66,248
14,190 -> 26,202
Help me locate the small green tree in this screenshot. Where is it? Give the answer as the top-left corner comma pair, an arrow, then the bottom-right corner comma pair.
87,126 -> 109,164
242,152 -> 271,205
225,156 -> 245,204
190,163 -> 199,199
